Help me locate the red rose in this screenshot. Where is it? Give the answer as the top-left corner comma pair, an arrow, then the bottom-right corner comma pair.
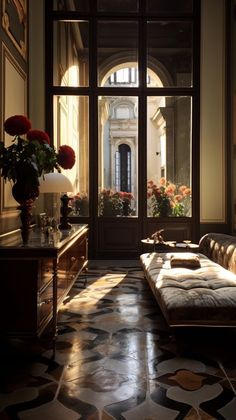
57,145 -> 76,169
27,129 -> 50,144
4,115 -> 31,136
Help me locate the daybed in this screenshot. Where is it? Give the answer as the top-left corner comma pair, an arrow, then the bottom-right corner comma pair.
140,233 -> 236,327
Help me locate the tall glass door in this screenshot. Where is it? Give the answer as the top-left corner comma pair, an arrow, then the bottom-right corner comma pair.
46,0 -> 200,258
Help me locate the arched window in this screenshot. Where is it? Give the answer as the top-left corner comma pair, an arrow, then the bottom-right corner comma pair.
116,144 -> 131,192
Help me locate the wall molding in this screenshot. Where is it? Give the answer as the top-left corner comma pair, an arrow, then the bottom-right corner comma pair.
0,42 -> 27,214
2,0 -> 27,60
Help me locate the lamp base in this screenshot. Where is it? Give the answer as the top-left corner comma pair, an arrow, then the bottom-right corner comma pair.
59,194 -> 72,231
59,221 -> 72,230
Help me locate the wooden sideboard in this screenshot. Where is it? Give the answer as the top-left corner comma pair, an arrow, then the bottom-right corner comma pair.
0,224 -> 88,339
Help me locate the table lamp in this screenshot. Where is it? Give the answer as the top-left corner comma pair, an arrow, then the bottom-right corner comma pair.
39,172 -> 73,229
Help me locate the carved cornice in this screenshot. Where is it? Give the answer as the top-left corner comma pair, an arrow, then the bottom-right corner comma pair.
2,0 -> 27,59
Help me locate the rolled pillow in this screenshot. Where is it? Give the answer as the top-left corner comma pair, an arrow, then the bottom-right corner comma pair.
170,254 -> 201,269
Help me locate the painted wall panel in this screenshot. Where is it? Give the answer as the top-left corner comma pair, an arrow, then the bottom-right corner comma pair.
3,45 -> 27,211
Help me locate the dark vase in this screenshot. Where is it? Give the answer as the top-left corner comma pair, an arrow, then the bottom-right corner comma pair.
122,200 -> 130,216
103,200 -> 120,217
74,198 -> 89,216
158,198 -> 172,217
12,181 -> 39,245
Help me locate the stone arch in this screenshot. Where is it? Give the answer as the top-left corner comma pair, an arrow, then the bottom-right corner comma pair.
99,52 -> 173,87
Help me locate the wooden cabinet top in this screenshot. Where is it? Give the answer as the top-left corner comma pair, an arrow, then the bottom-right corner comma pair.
0,224 -> 88,258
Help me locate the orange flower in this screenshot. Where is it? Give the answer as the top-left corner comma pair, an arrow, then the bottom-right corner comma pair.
179,185 -> 188,193
183,188 -> 191,196
159,177 -> 166,186
165,184 -> 176,195
174,194 -> 183,202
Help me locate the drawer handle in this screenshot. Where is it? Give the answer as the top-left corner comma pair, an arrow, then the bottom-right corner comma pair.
39,298 -> 52,306
71,256 -> 76,262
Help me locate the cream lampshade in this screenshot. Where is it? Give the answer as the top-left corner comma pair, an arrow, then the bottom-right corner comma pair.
39,172 -> 74,228
39,172 -> 73,193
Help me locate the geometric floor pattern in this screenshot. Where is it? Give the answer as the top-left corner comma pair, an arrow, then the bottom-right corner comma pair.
1,260 -> 236,419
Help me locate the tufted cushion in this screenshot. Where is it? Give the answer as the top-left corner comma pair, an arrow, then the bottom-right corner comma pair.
199,232 -> 236,274
140,251 -> 236,327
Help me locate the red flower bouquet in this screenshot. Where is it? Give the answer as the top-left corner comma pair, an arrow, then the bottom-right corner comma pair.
0,115 -> 76,193
0,114 -> 76,245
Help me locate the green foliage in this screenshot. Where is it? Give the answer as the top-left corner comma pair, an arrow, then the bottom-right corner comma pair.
0,138 -> 59,188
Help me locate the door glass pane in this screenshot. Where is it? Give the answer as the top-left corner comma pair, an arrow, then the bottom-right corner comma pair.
97,21 -> 138,87
53,96 -> 89,216
98,96 -> 138,217
98,0 -> 138,12
53,1 -> 90,11
53,21 -> 89,87
147,21 -> 193,87
147,96 -> 192,217
147,0 -> 193,13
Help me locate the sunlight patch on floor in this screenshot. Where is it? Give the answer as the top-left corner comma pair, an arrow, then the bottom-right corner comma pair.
72,273 -> 127,306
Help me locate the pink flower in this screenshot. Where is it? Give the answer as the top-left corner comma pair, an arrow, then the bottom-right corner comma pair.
121,192 -> 134,201
4,115 -> 31,136
147,180 -> 154,187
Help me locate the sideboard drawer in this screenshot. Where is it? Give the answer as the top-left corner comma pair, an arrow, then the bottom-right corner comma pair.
67,235 -> 87,281
38,282 -> 53,329
58,230 -> 88,291
39,258 -> 54,290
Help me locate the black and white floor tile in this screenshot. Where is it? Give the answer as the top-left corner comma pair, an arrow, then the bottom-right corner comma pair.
1,260 -> 236,419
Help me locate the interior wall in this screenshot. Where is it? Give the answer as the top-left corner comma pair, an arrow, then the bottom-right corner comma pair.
0,0 -> 28,233
28,0 -> 45,216
29,0 -> 45,129
200,0 -> 226,224
233,0 -> 236,230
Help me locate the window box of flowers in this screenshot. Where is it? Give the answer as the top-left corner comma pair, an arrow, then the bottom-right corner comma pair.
147,178 -> 191,217
71,192 -> 89,216
98,189 -> 135,217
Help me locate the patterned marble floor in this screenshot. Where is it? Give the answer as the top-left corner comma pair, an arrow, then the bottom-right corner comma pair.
1,261 -> 236,419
